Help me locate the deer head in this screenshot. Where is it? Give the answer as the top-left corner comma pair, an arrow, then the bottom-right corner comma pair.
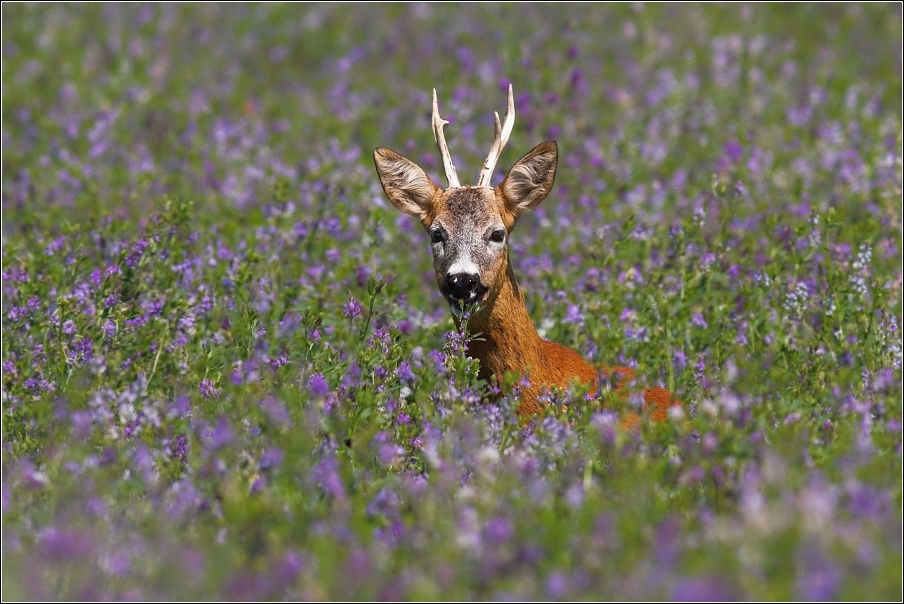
374,86 -> 558,318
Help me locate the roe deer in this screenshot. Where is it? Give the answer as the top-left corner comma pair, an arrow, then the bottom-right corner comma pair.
374,86 -> 678,421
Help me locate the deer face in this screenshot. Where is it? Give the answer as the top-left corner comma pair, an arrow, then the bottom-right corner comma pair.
426,186 -> 503,314
374,149 -> 558,315
374,87 -> 557,316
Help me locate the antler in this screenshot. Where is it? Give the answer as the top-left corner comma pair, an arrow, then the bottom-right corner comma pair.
476,83 -> 515,188
432,89 -> 461,188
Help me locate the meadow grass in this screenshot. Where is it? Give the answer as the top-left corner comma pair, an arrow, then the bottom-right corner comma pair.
2,3 -> 901,600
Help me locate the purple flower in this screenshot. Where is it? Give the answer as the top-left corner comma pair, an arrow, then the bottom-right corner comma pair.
564,304 -> 584,325
125,239 -> 148,268
260,447 -> 284,470
308,373 -> 330,398
795,549 -> 839,600
673,577 -> 740,601
428,349 -> 446,372
378,442 -> 404,466
310,457 -> 346,500
723,140 -> 743,162
209,417 -> 234,450
199,379 -> 220,399
260,396 -> 290,425
341,362 -> 362,388
268,355 -> 289,370
694,358 -> 706,383
171,434 -> 189,463
38,526 -> 93,562
484,516 -> 513,545
654,515 -> 681,565
44,236 -> 66,256
343,297 -> 363,319
545,572 -> 568,599
1,482 -> 9,514
269,550 -> 304,593
396,361 -> 416,386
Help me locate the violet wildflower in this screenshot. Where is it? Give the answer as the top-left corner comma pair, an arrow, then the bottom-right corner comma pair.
268,355 -> 289,370
102,320 -> 116,339
260,396 -> 291,425
308,373 -> 330,398
260,447 -> 284,470
125,239 -> 148,268
545,572 -> 569,599
343,297 -> 363,319
396,361 -> 416,386
38,527 -> 93,562
199,379 -> 220,399
672,578 -> 740,601
694,358 -> 706,383
484,516 -> 513,545
564,304 -> 585,325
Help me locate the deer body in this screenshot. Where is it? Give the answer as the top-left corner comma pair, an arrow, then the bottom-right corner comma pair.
375,87 -> 676,418
461,259 -> 598,415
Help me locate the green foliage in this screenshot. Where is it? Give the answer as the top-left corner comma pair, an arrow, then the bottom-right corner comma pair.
2,3 -> 901,600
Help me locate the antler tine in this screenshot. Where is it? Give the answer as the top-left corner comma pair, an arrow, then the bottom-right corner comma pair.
432,88 -> 461,188
477,83 -> 515,188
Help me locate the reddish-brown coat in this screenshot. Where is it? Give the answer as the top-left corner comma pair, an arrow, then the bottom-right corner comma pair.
461,256 -> 680,423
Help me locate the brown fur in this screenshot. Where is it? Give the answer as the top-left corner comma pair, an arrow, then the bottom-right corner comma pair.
458,253 -> 679,420
374,137 -> 680,424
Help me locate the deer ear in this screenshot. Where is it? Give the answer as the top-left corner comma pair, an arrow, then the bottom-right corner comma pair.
496,141 -> 558,225
374,148 -> 440,224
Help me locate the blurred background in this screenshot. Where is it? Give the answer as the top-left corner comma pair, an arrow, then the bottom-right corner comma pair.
2,4 -> 901,600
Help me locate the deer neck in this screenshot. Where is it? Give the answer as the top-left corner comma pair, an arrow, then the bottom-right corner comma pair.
456,259 -> 544,384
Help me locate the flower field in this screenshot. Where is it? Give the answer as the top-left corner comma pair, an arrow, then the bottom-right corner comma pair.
2,4 -> 901,600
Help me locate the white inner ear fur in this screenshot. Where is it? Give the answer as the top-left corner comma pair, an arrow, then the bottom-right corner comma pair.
505,163 -> 544,209
375,152 -> 437,218
502,162 -> 552,213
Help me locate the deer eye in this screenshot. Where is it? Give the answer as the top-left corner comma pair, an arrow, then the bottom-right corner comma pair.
431,230 -> 444,244
489,229 -> 506,243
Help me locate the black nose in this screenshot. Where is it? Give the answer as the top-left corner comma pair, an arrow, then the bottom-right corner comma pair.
446,273 -> 478,300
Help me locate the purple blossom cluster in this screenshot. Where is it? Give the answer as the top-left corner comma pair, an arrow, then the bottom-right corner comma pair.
1,3 -> 901,600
